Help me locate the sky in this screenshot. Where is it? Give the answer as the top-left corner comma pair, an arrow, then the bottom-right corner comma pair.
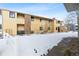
0,3 -> 68,21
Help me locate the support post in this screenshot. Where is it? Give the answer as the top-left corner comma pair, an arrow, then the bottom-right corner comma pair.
76,4 -> 79,39
77,7 -> 79,39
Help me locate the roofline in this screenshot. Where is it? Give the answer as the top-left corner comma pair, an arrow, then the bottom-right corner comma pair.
64,3 -> 79,12
0,8 -> 55,20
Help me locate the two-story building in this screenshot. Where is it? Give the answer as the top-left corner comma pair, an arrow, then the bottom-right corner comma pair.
0,9 -> 60,36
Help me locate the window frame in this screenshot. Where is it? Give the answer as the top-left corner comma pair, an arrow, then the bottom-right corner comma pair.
56,27 -> 58,30
31,16 -> 34,21
9,11 -> 15,18
17,30 -> 25,35
40,19 -> 42,22
40,27 -> 43,30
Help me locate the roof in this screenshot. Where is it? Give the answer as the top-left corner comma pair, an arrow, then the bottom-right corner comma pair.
64,3 -> 79,12
0,8 -> 55,20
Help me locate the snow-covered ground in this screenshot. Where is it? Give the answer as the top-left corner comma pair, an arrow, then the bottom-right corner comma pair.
0,31 -> 78,56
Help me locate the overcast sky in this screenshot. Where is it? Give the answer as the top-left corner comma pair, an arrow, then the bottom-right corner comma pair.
0,3 -> 68,21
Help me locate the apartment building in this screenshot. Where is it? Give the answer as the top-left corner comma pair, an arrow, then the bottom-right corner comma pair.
56,20 -> 68,32
0,9 -> 61,36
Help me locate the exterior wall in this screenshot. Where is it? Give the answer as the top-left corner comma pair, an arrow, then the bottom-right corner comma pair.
31,17 -> 40,33
17,24 -> 25,31
44,20 -> 49,32
2,10 -> 31,35
17,13 -> 25,35
24,14 -> 31,34
52,19 -> 58,32
2,10 -> 17,35
17,24 -> 25,35
31,18 -> 57,33
17,13 -> 25,24
49,20 -> 54,32
1,9 -> 63,35
40,19 -> 49,33
31,18 -> 52,33
56,21 -> 68,32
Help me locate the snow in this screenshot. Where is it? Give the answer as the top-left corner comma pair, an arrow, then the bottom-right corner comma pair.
0,31 -> 78,56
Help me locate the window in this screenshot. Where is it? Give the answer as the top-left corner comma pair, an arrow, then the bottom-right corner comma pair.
31,16 -> 34,21
58,21 -> 60,23
9,11 -> 15,18
31,31 -> 34,34
58,27 -> 60,32
17,30 -> 25,35
40,27 -> 43,30
40,19 -> 42,22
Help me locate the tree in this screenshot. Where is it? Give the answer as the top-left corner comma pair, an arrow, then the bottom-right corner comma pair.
65,11 -> 77,31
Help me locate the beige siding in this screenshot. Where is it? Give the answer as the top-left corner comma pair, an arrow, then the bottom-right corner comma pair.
48,20 -> 53,32
2,10 -> 17,35
24,15 -> 31,34
40,20 -> 49,32
17,14 -> 25,24
17,25 -> 25,31
31,17 -> 40,33
52,19 -> 58,32
1,9 -> 63,35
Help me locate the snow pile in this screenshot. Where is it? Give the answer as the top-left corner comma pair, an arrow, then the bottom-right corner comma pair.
0,33 -> 17,56
0,32 -> 78,56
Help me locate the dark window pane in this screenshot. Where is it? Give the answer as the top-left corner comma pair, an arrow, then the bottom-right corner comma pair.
40,27 -> 43,30
40,19 -> 42,22
17,31 -> 25,35
48,27 -> 50,30
56,27 -> 58,30
9,11 -> 15,18
31,16 -> 34,21
31,31 -> 34,34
